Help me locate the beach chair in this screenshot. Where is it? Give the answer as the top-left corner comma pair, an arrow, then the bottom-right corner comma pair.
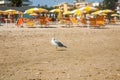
58,19 -> 71,28
110,17 -> 118,24
25,21 -> 34,26
68,17 -> 83,27
24,18 -> 34,27
70,17 -> 78,25
80,18 -> 87,27
1,17 -> 6,23
39,16 -> 48,27
89,17 -> 96,27
96,16 -> 105,26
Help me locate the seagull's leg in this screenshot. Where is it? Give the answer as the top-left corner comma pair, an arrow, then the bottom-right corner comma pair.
56,46 -> 59,50
56,46 -> 57,49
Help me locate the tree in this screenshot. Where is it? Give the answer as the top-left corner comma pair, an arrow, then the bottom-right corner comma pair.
103,0 -> 117,10
40,5 -> 55,11
114,0 -> 118,2
10,0 -> 22,7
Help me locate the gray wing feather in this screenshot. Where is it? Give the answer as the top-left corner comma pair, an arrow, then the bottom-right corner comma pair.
55,40 -> 67,48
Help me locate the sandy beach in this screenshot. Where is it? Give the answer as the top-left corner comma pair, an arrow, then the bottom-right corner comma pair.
0,23 -> 120,80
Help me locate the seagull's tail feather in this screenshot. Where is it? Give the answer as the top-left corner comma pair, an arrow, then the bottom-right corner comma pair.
63,45 -> 67,48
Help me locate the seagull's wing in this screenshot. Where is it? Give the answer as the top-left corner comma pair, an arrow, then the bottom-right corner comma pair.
55,40 -> 67,48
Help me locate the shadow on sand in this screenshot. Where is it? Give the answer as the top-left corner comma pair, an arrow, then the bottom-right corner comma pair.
27,26 -> 57,28
57,49 -> 67,51
91,26 -> 110,29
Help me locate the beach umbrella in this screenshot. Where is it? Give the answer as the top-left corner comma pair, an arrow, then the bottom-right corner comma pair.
71,9 -> 82,15
38,8 -> 48,12
100,13 -> 107,16
91,10 -> 108,16
0,10 -> 3,14
79,6 -> 98,12
111,14 -> 118,16
102,9 -> 114,13
15,11 -> 23,14
86,14 -> 91,17
50,9 -> 63,13
63,11 -> 72,15
29,13 -> 38,16
91,10 -> 103,15
4,9 -> 18,14
24,7 -> 48,14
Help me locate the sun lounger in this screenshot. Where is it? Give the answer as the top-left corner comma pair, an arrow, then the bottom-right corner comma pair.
38,16 -> 49,27
110,18 -> 117,23
89,18 -> 96,27
70,17 -> 78,25
25,21 -> 34,26
80,18 -> 87,27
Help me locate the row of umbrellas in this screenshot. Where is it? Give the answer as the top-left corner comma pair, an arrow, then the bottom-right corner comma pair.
0,8 -> 48,15
50,6 -> 119,17
0,6 -> 119,17
0,9 -> 23,14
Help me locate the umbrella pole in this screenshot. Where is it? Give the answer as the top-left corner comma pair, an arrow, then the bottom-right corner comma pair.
86,19 -> 90,28
21,14 -> 23,28
0,21 -> 1,26
5,19 -> 8,27
86,15 -> 90,28
0,19 -> 1,26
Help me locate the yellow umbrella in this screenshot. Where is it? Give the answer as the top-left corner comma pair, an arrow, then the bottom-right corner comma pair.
15,11 -> 23,14
71,9 -> 82,15
0,10 -> 3,14
50,9 -> 62,13
63,11 -> 72,15
91,10 -> 103,15
4,9 -> 17,14
38,8 -> 48,12
100,13 -> 107,16
102,9 -> 114,13
29,13 -> 38,16
79,6 -> 98,12
86,14 -> 91,17
24,7 -> 48,14
111,14 -> 118,16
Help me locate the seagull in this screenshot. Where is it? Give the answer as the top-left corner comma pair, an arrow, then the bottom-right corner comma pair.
51,37 -> 67,49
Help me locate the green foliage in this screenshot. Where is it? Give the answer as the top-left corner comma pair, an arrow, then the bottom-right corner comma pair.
10,0 -> 22,7
103,0 -> 117,10
40,5 -> 55,10
97,3 -> 104,10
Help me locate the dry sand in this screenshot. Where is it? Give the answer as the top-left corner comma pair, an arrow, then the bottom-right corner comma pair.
0,23 -> 120,80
